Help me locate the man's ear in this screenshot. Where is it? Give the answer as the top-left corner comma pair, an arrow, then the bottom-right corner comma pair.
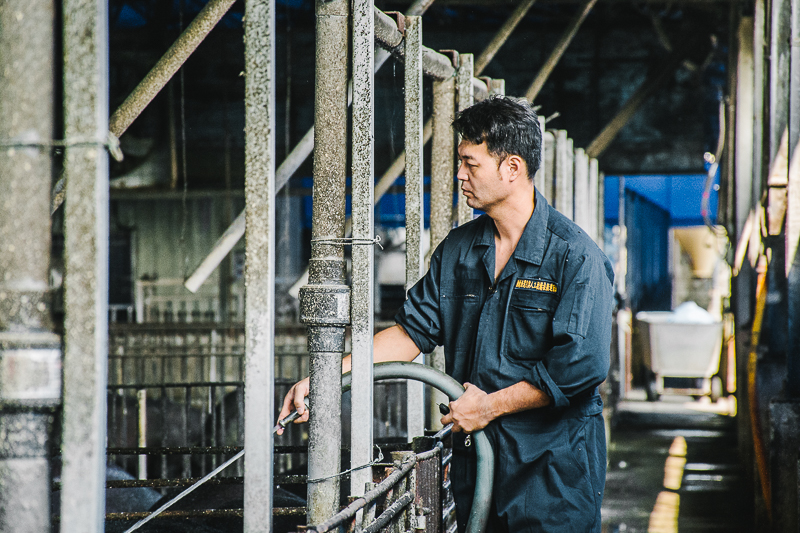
505,154 -> 526,182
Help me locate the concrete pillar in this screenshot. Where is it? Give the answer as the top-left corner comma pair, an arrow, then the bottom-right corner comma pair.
456,54 -> 475,226
404,16 -> 426,442
0,2 -> 60,532
574,148 -> 591,233
242,0 -> 276,530
350,0 -> 375,498
429,58 -> 457,431
542,129 -> 556,203
554,131 -> 574,220
534,116 -> 547,198
587,157 -> 600,243
60,0 -> 110,531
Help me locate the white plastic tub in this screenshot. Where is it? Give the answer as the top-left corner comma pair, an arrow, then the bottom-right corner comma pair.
636,310 -> 723,400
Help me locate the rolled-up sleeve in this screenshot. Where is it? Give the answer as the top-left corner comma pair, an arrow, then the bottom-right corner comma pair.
394,242 -> 445,355
526,251 -> 613,408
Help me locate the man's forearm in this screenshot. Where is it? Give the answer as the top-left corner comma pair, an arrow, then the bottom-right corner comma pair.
341,324 -> 422,374
486,380 -> 551,419
443,380 -> 552,433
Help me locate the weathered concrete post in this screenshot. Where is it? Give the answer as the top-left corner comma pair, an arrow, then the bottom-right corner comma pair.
542,128 -> 556,203
429,55 -> 458,430
573,148 -> 590,233
0,2 -> 61,532
554,131 -> 574,220
456,54 -> 475,227
242,0 -> 276,530
404,15 -> 426,442
60,0 -> 111,531
350,0 -> 375,499
300,0 -> 350,522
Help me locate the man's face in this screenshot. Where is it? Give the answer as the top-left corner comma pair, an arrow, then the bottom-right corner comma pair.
456,140 -> 509,212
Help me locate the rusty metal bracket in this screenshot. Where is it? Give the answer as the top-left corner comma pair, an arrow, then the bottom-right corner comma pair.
384,11 -> 405,35
439,49 -> 459,69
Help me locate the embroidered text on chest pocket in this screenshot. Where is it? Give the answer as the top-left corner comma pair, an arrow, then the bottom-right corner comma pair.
568,283 -> 594,338
505,291 -> 555,361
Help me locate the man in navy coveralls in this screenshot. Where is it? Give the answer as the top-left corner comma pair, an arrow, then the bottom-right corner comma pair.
279,96 -> 614,532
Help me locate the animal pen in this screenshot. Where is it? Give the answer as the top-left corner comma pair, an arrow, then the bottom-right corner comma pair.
0,0 -> 605,531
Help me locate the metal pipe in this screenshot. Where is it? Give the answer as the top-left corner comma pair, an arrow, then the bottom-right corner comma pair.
242,0 -> 276,530
301,0 -> 350,522
350,0 -> 375,499
60,0 -> 110,530
457,54 -> 475,226
404,16 -> 426,442
0,2 -> 60,531
525,0 -> 599,102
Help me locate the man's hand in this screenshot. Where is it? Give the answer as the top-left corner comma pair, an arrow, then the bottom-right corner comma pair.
440,383 -> 497,434
276,377 -> 310,435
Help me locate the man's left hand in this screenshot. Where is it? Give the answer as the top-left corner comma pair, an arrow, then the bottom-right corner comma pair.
440,383 -> 496,433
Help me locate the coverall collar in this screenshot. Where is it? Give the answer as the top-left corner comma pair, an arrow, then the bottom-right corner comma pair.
474,187 -> 550,267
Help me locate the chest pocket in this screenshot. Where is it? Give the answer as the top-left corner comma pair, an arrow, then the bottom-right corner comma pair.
441,279 -> 482,352
504,288 -> 557,361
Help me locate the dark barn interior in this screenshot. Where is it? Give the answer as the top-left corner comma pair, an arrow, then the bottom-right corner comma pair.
0,0 -> 797,531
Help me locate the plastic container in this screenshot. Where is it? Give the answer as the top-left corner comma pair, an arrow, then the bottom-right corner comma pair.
636,306 -> 723,401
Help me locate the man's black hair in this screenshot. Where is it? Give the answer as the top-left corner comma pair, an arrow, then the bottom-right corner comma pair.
452,95 -> 542,176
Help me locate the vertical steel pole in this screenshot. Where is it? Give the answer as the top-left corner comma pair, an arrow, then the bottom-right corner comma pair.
554,131 -> 574,220
404,16 -> 426,441
243,0 -> 276,530
0,2 -> 60,532
60,0 -> 109,531
350,0 -> 375,498
588,157 -> 600,243
573,148 -> 590,232
300,0 -> 350,523
429,56 -> 457,430
457,54 -> 475,227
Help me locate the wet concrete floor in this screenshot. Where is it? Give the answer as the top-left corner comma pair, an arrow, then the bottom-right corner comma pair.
602,392 -> 752,532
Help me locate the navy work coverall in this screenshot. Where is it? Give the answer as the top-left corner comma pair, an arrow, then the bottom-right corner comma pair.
395,189 -> 614,532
